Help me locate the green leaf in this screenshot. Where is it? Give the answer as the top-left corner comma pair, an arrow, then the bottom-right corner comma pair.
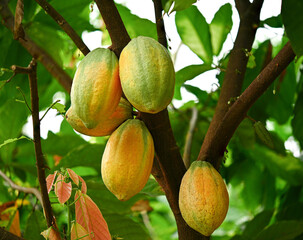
183,84 -> 208,103
141,178 -> 164,197
255,221 -> 303,240
209,3 -> 233,56
243,209 -> 274,237
261,15 -> 283,28
251,145 -> 303,185
24,211 -> 47,240
175,6 -> 213,64
171,0 -> 197,12
104,212 -> 150,240
174,64 -> 213,100
53,143 -> 104,171
253,121 -> 274,149
42,132 -> 87,157
282,0 -> 303,57
0,136 -> 31,149
51,102 -> 66,115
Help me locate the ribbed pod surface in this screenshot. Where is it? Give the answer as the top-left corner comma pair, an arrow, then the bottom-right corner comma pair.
101,119 -> 154,201
179,161 -> 229,236
71,48 -> 122,129
119,36 -> 175,113
66,98 -> 132,137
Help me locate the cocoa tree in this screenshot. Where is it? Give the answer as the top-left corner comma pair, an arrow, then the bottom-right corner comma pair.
1,0 -> 303,239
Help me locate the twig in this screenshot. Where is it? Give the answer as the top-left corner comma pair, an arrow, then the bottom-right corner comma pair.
0,169 -> 42,204
153,0 -> 167,48
200,0 -> 264,169
198,42 -> 295,169
183,106 -> 198,169
40,100 -> 60,122
16,86 -> 32,112
34,0 -> 90,56
0,0 -> 73,93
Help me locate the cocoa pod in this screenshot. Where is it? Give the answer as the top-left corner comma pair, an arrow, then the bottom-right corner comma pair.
119,36 -> 175,114
70,48 -> 122,129
179,161 -> 229,236
101,119 -> 154,201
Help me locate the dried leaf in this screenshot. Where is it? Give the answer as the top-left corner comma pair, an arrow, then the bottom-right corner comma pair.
75,191 -> 111,240
54,173 -> 72,204
46,171 -> 58,194
71,222 -> 91,240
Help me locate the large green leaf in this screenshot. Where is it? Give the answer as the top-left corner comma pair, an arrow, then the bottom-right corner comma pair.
251,145 -> 303,185
24,210 -> 47,240
255,221 -> 303,240
0,99 -> 29,164
104,212 -> 150,240
209,3 -> 233,56
282,0 -> 303,57
174,64 -> 213,100
175,6 -> 213,64
242,209 -> 274,238
52,143 -> 105,171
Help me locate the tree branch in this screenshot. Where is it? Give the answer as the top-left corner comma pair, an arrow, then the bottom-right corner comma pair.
0,169 -> 42,204
153,0 -> 167,48
27,59 -> 55,228
94,0 -> 130,57
34,0 -> 90,56
0,227 -> 23,240
199,42 -> 295,168
0,0 -> 72,93
199,0 -> 264,169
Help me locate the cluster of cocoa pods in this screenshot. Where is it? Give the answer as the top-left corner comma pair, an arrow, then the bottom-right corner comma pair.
66,36 -> 174,201
66,36 -> 229,236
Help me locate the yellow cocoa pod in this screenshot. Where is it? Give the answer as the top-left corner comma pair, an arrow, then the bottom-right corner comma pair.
66,98 -> 133,137
71,48 -> 122,129
119,36 -> 175,114
179,161 -> 229,236
101,119 -> 154,201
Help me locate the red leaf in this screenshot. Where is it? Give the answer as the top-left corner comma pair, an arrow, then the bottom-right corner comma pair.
41,227 -> 61,240
46,171 -> 57,194
54,173 -> 72,204
67,168 -> 79,186
70,222 -> 90,240
75,191 -> 111,240
79,176 -> 87,194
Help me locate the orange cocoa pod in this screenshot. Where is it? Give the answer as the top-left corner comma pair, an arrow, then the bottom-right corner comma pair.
101,119 -> 154,201
66,98 -> 133,137
70,48 -> 122,129
179,161 -> 229,236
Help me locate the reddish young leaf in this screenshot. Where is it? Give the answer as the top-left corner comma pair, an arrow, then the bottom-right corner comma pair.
41,226 -> 62,240
75,190 -> 111,240
70,222 -> 91,240
54,173 -> 72,204
79,176 -> 87,194
46,171 -> 57,194
67,168 -> 79,186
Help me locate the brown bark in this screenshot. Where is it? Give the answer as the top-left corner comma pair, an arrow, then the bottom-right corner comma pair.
199,0 -> 264,169
0,227 -> 23,240
198,42 -> 295,168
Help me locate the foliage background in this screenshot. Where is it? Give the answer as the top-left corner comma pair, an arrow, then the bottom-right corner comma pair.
1,0 -> 303,239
